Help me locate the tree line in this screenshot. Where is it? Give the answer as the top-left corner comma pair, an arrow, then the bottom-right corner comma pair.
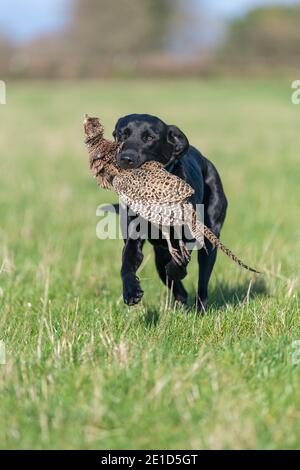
1,2 -> 300,78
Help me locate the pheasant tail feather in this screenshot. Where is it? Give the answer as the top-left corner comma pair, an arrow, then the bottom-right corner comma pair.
191,212 -> 260,274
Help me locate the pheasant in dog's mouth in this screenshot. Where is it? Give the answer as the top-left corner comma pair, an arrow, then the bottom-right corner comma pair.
84,114 -> 260,273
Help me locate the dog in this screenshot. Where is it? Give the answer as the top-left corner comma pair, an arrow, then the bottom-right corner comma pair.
113,113 -> 228,312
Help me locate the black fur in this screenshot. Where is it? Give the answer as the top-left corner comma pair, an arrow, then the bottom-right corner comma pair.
113,114 -> 228,312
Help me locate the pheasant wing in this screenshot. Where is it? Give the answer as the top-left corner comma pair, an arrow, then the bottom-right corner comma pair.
113,162 -> 194,204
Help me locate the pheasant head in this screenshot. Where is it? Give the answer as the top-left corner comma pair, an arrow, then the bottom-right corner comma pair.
83,114 -> 104,141
83,114 -> 122,189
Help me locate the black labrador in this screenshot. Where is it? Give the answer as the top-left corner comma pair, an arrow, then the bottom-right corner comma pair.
113,113 -> 228,312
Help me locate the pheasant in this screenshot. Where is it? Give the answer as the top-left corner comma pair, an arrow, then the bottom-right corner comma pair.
84,114 -> 260,274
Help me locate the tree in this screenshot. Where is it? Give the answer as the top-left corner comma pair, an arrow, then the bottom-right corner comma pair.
0,35 -> 14,77
66,0 -> 175,59
218,5 -> 300,68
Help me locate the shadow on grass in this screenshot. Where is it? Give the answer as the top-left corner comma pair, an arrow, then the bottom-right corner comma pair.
209,276 -> 268,310
143,308 -> 160,327
140,277 -> 268,326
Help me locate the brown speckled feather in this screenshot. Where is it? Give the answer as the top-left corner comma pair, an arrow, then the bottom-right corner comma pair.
113,161 -> 194,204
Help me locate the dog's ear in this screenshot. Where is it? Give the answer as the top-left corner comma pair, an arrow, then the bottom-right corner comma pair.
112,117 -> 122,141
166,125 -> 189,160
112,123 -> 118,141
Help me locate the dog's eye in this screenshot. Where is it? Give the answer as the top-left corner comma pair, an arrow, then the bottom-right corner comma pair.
122,129 -> 130,140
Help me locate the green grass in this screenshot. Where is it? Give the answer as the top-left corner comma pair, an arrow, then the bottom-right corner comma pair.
0,79 -> 299,449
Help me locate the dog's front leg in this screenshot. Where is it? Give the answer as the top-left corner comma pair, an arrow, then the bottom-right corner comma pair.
121,238 -> 145,306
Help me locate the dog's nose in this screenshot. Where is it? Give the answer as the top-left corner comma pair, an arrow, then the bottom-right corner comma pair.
119,152 -> 135,167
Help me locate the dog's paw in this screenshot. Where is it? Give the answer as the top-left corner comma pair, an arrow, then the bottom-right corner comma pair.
166,260 -> 187,281
174,294 -> 188,307
123,281 -> 144,306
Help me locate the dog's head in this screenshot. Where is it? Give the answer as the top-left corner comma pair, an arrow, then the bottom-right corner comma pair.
113,114 -> 189,169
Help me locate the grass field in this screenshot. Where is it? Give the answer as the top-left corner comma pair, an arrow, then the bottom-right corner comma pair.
0,79 -> 299,449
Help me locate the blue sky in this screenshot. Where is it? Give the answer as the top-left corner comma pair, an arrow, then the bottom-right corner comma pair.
0,0 -> 299,42
0,0 -> 69,42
